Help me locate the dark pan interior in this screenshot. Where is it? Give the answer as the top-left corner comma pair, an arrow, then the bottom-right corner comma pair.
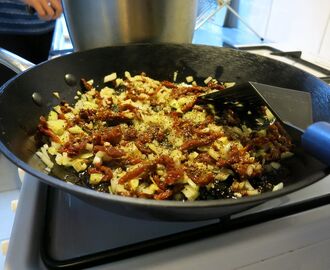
0,44 -> 329,220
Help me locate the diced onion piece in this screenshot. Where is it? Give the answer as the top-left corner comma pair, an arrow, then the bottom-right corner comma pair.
47,146 -> 58,155
78,152 -> 94,159
188,152 -> 199,161
173,71 -> 178,82
93,156 -> 102,165
53,91 -> 60,99
104,72 -> 117,83
93,151 -> 105,164
272,182 -> 284,192
129,179 -> 139,191
48,111 -> 58,121
124,71 -> 131,79
208,148 -> 220,160
185,76 -> 194,83
204,76 -> 212,85
182,185 -> 199,201
270,162 -> 281,170
115,78 -> 124,87
71,159 -> 87,172
36,145 -> 54,169
68,125 -> 84,134
265,107 -> 275,122
47,119 -> 66,136
36,152 -> 53,169
223,82 -> 235,88
281,152 -> 294,159
147,143 -> 159,155
246,190 -> 260,196
214,169 -> 232,181
142,183 -> 159,195
89,173 -> 104,185
246,165 -> 254,176
85,143 -> 93,151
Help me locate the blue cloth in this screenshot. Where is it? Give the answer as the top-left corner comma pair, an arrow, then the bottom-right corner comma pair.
0,0 -> 55,34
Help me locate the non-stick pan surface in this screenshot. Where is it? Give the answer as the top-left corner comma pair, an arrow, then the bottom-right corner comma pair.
0,44 -> 329,220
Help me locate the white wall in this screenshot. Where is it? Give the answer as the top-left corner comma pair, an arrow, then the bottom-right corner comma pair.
236,0 -> 330,62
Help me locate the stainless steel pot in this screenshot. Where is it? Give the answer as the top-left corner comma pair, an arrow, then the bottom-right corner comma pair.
62,0 -> 198,51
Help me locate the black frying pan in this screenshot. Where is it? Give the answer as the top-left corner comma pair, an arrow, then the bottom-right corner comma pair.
0,44 -> 329,220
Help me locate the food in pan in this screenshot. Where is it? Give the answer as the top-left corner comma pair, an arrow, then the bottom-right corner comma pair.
36,72 -> 293,201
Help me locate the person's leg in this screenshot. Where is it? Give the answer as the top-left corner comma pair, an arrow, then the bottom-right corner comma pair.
0,30 -> 54,64
28,30 -> 54,63
0,33 -> 34,61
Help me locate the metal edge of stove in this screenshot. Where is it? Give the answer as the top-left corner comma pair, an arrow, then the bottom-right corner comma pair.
225,43 -> 330,83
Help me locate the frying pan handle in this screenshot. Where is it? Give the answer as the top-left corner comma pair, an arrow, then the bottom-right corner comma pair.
0,47 -> 35,74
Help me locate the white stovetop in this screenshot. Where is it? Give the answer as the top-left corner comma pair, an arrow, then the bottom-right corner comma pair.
4,172 -> 330,270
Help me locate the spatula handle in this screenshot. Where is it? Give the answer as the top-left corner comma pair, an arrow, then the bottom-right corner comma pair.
302,122 -> 330,166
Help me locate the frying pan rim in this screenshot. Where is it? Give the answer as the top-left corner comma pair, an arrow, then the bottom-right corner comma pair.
0,43 -> 328,210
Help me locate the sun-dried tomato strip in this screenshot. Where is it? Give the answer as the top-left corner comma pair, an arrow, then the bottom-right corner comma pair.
185,167 -> 214,186
217,145 -> 247,167
123,127 -> 138,141
104,126 -> 122,145
61,138 -> 88,157
77,109 -> 96,123
105,147 -> 125,159
119,103 -> 142,120
196,153 -> 216,165
171,85 -> 210,98
181,97 -> 197,113
118,163 -> 156,184
93,145 -> 125,159
37,116 -> 61,143
60,103 -> 72,113
81,78 -> 93,92
153,189 -> 173,200
135,140 -> 152,154
207,83 -> 225,90
97,110 -> 132,124
94,163 -> 113,181
180,133 -> 220,151
156,155 -> 183,185
161,80 -> 177,89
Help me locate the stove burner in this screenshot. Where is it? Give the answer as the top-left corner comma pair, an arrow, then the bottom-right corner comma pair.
40,182 -> 330,269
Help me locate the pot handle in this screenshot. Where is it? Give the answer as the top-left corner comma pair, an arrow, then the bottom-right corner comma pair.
0,47 -> 35,73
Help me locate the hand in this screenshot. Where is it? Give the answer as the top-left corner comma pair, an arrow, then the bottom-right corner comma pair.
23,0 -> 63,21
